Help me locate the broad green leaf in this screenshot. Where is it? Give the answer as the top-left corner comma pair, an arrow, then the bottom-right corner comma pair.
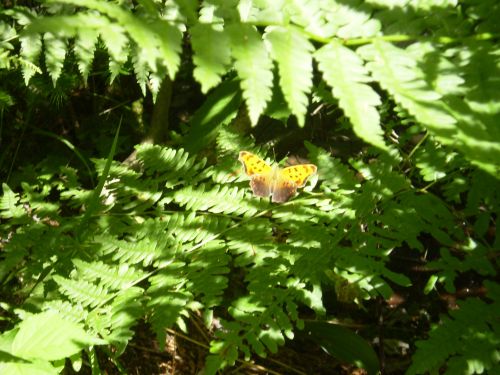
191,24 -> 231,93
12,312 -> 106,361
228,24 -> 273,125
316,40 -> 386,149
0,360 -> 58,375
265,26 -> 313,126
184,79 -> 242,153
304,321 -> 380,375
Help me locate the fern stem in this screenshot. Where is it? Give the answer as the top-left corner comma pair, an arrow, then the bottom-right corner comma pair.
167,328 -> 304,375
406,131 -> 429,161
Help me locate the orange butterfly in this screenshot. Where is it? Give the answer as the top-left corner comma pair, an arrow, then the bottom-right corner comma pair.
238,151 -> 317,203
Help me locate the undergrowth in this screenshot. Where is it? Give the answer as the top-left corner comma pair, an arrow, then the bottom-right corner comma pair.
0,0 -> 499,374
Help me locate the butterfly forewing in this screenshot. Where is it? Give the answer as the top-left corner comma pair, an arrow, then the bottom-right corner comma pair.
238,151 -> 272,176
281,164 -> 317,187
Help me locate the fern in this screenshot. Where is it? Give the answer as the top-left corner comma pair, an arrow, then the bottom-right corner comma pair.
264,26 -> 313,126
191,23 -> 231,93
172,183 -> 263,216
1,1 -> 500,374
228,23 -> 274,125
316,40 -> 385,149
0,184 -> 25,220
407,281 -> 500,375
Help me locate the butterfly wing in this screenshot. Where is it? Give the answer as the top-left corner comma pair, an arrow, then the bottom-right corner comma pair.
281,164 -> 317,187
238,151 -> 272,176
271,172 -> 297,203
239,151 -> 273,198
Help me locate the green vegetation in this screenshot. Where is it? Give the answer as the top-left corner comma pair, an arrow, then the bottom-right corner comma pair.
0,1 -> 499,374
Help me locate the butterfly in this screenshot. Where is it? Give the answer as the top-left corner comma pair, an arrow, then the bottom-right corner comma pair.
238,151 -> 317,203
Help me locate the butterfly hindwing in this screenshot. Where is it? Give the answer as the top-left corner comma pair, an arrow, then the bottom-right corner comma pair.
271,175 -> 297,203
250,174 -> 273,198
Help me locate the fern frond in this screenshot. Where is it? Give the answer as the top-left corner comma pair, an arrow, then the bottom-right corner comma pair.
264,26 -> 313,126
172,183 -> 262,216
74,28 -> 99,82
408,283 -> 500,375
226,218 -> 275,267
20,34 -> 42,84
359,40 -> 454,125
147,261 -> 194,338
332,1 -> 381,39
0,184 -> 25,220
136,145 -> 205,188
186,240 -> 230,307
286,0 -> 331,38
47,0 -> 182,80
53,276 -> 110,309
99,22 -> 129,82
43,300 -> 88,323
316,40 -> 385,149
103,286 -> 143,350
43,33 -> 67,85
228,24 -> 273,125
100,231 -> 176,267
191,24 -> 231,93
164,212 -> 232,245
72,259 -> 146,290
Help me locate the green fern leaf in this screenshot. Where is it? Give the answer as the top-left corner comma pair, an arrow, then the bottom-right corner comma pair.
0,184 -> 25,220
72,259 -> 146,290
165,212 -> 232,245
104,286 -> 143,350
74,28 -> 99,83
99,23 -> 129,83
286,0 -> 331,38
43,300 -> 88,324
186,240 -> 230,307
172,184 -> 261,216
53,276 -> 109,309
132,51 -> 149,95
52,0 -> 182,79
20,34 -> 42,84
333,2 -> 381,39
136,145 -> 205,187
43,33 -> 67,85
358,40 -> 454,124
228,24 -> 273,125
147,261 -> 194,337
148,19 -> 182,80
101,233 -> 173,267
191,24 -> 231,93
408,286 -> 500,375
264,26 -> 313,126
316,40 -> 386,149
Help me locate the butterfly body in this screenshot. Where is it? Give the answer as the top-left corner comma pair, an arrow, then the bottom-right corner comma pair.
238,151 -> 317,203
